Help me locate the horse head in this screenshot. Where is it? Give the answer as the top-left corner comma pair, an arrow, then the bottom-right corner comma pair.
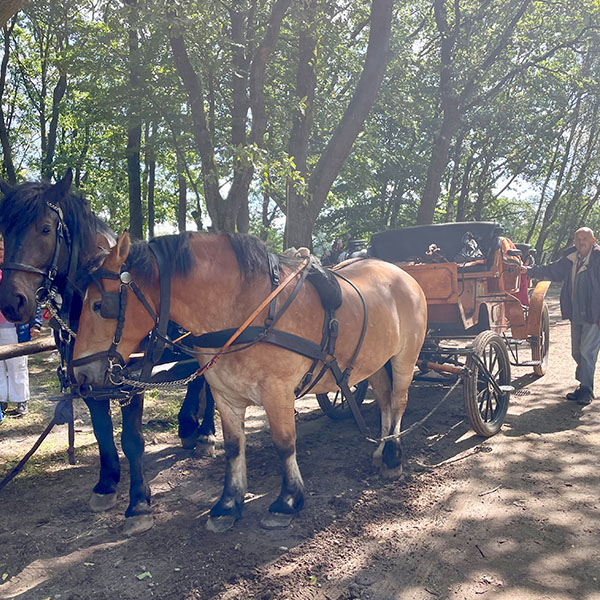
72,231 -> 157,390
0,169 -> 114,323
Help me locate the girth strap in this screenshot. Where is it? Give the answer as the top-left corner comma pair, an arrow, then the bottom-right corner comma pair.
190,326 -> 327,362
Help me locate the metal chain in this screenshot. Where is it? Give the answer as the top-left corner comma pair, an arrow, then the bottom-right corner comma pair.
44,299 -> 77,339
114,368 -> 203,391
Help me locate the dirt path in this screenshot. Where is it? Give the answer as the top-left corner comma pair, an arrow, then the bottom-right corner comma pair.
1,286 -> 599,599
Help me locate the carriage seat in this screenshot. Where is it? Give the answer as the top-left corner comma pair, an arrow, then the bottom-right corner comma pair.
369,222 -> 503,272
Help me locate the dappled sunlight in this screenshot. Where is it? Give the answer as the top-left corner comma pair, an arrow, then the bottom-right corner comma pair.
0,539 -> 127,599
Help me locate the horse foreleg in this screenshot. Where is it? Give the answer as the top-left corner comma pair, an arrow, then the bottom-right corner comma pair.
120,393 -> 153,535
260,398 -> 304,529
207,398 -> 247,533
84,397 -> 120,512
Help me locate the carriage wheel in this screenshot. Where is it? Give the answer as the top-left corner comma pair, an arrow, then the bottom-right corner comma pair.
531,303 -> 550,376
316,380 -> 369,421
464,331 -> 511,437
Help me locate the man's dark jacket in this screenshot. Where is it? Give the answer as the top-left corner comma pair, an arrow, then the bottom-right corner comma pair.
529,244 -> 600,323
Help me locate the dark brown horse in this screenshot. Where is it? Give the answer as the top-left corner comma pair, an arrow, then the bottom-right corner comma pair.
72,231 -> 427,533
0,172 -> 214,534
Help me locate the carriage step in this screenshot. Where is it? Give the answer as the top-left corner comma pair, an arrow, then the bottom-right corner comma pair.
499,385 -> 515,393
505,338 -> 528,345
517,360 -> 541,366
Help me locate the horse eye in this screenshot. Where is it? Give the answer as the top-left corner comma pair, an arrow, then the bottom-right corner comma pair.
41,225 -> 52,235
92,301 -> 102,313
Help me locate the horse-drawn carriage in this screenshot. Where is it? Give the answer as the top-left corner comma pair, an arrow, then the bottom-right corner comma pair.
0,173 -> 549,534
318,221 -> 550,437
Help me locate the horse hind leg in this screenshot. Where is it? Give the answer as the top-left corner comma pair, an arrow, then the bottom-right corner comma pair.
260,396 -> 304,529
370,356 -> 412,479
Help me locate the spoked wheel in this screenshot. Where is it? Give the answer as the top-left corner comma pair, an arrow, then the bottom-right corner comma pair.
316,380 -> 369,421
531,303 -> 550,376
464,330 -> 511,437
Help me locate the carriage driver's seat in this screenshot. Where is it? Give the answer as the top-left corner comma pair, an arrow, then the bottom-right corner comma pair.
369,222 -> 503,271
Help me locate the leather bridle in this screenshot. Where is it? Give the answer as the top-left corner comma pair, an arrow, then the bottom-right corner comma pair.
70,264 -> 157,386
0,201 -> 72,305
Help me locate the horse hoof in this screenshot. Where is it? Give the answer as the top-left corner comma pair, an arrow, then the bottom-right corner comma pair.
260,512 -> 295,529
372,454 -> 383,469
381,464 -> 403,479
206,515 -> 236,533
180,431 -> 199,449
197,434 -> 216,457
123,513 -> 154,536
89,492 -> 117,512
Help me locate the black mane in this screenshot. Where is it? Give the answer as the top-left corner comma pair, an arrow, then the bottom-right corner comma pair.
0,179 -> 113,253
125,232 -> 302,285
127,233 -> 195,283
226,232 -> 304,280
226,232 -> 270,279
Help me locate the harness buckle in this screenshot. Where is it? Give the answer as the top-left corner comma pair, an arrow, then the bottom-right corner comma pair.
108,359 -> 125,385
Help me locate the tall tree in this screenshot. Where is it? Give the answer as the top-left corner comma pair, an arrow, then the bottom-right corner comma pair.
125,0 -> 143,239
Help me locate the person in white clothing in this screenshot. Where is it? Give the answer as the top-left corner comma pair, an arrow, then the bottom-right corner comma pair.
0,239 -> 41,418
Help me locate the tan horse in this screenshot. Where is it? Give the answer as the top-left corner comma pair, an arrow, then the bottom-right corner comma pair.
72,231 -> 427,533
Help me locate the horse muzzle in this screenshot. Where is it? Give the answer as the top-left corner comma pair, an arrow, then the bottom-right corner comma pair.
0,289 -> 33,324
72,352 -> 113,389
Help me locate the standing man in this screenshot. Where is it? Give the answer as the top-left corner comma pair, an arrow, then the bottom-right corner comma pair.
526,227 -> 600,405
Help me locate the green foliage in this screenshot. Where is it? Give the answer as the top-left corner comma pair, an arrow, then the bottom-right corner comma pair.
1,0 -> 600,255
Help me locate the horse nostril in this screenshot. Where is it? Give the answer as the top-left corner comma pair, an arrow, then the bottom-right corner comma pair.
15,293 -> 26,310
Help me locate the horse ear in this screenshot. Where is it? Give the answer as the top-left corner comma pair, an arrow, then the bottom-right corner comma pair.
46,168 -> 73,201
0,180 -> 13,197
115,231 -> 130,266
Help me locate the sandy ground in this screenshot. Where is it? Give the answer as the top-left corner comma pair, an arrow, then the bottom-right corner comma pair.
0,284 -> 599,599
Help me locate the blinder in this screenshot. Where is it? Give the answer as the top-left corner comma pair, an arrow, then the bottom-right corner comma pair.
99,290 -> 121,319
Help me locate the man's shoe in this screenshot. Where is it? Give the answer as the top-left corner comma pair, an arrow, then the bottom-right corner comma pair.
16,402 -> 28,416
576,389 -> 593,406
566,387 -> 582,401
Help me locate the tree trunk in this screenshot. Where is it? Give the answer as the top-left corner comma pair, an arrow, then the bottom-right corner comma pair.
284,0 -> 317,248
42,70 -> 67,179
456,154 -> 473,221
287,0 -> 394,248
445,132 -> 464,222
417,95 -> 460,224
177,173 -> 187,233
0,22 -> 16,184
125,0 -> 143,239
0,0 -> 24,28
145,123 -> 156,239
170,1 -> 290,232
535,94 -> 582,255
